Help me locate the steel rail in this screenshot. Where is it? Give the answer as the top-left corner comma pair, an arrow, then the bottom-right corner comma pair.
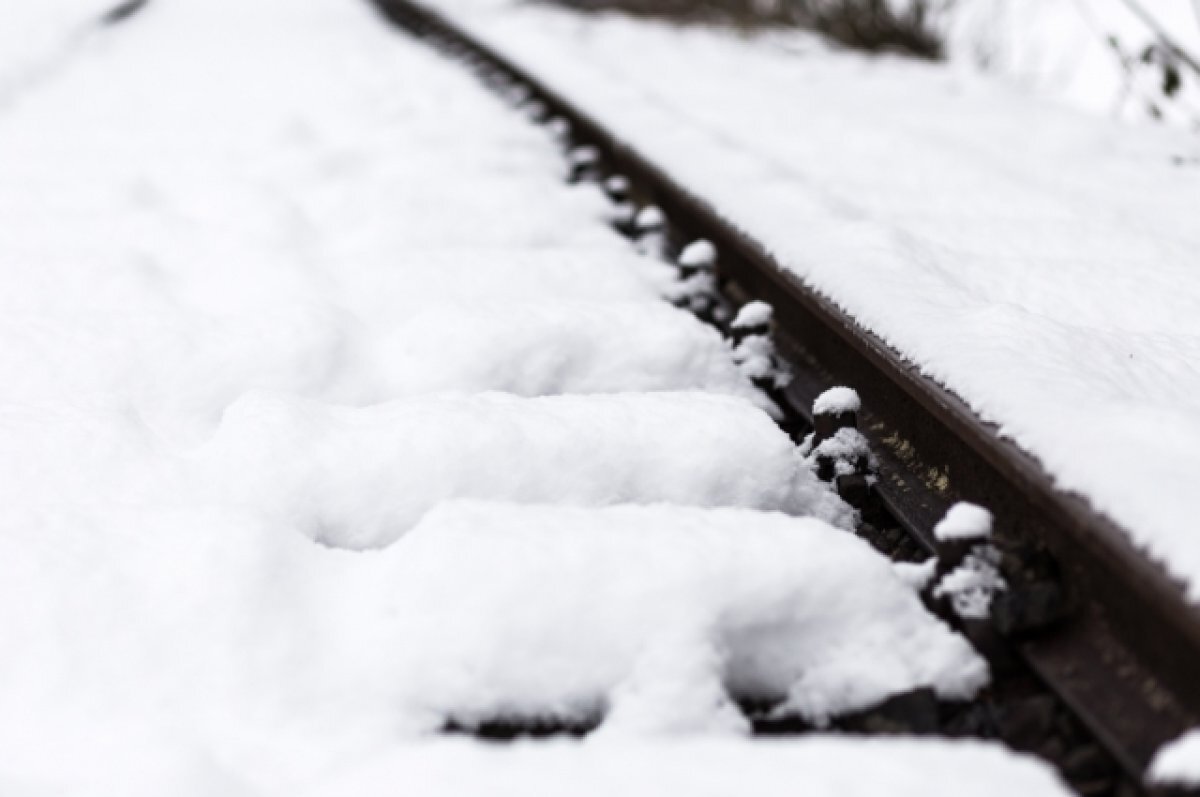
369,0 -> 1200,786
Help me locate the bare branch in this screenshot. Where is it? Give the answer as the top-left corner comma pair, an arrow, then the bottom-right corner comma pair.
1114,0 -> 1200,76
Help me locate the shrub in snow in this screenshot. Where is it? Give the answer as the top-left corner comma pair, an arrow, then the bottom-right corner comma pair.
315,736 -> 1075,797
807,425 -> 874,479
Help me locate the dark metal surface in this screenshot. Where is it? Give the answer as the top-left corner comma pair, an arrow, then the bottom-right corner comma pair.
370,0 -> 1200,782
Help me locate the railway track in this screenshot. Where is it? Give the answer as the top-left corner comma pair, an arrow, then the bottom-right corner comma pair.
369,2 -> 1200,794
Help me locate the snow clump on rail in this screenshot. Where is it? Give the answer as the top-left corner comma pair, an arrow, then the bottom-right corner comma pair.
813,386 -> 861,416
934,502 -> 994,541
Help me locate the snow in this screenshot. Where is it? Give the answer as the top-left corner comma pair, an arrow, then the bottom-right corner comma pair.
813,386 -> 862,416
1151,726 -> 1200,787
197,391 -> 852,549
732,334 -> 783,383
808,427 -> 874,477
604,174 -> 630,195
634,204 -> 665,230
385,501 -> 987,731
302,736 -> 1073,797
732,299 -> 774,330
934,502 -> 994,542
426,0 -> 1200,599
679,238 -> 717,268
0,0 -> 1030,791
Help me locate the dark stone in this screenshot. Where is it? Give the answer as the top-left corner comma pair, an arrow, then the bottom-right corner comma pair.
1034,735 -> 1067,764
994,695 -> 1057,750
960,618 -> 1022,677
939,701 -> 998,738
731,322 -> 770,347
445,714 -> 597,741
1073,778 -> 1117,797
835,472 -> 870,508
813,409 -> 857,445
815,454 -> 836,482
838,688 -> 940,736
1062,744 -> 1118,784
991,583 -> 1070,636
932,538 -> 982,577
1150,785 -> 1200,797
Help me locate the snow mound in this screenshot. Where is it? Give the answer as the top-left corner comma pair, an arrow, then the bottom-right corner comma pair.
202,391 -> 853,548
304,736 -> 1072,797
385,501 -> 988,731
732,300 -> 773,330
813,386 -> 861,415
361,301 -> 770,405
678,239 -> 717,268
934,502 -> 994,541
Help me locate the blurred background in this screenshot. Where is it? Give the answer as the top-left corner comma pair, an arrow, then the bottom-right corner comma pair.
541,0 -> 1200,127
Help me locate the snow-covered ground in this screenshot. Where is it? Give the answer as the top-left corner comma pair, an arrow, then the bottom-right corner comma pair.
0,0 -> 122,112
303,736 -> 1069,797
0,0 -> 1076,793
429,0 -> 1200,605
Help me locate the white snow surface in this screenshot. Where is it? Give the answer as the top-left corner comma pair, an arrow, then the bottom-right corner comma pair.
0,0 -> 119,111
196,391 -> 853,549
813,386 -> 862,416
1151,726 -> 1200,786
302,737 -> 1072,797
0,0 -> 1027,792
809,428 -> 874,478
679,238 -> 717,268
732,299 -> 774,329
935,502 -> 995,541
427,0 -> 1200,599
386,501 -> 986,731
